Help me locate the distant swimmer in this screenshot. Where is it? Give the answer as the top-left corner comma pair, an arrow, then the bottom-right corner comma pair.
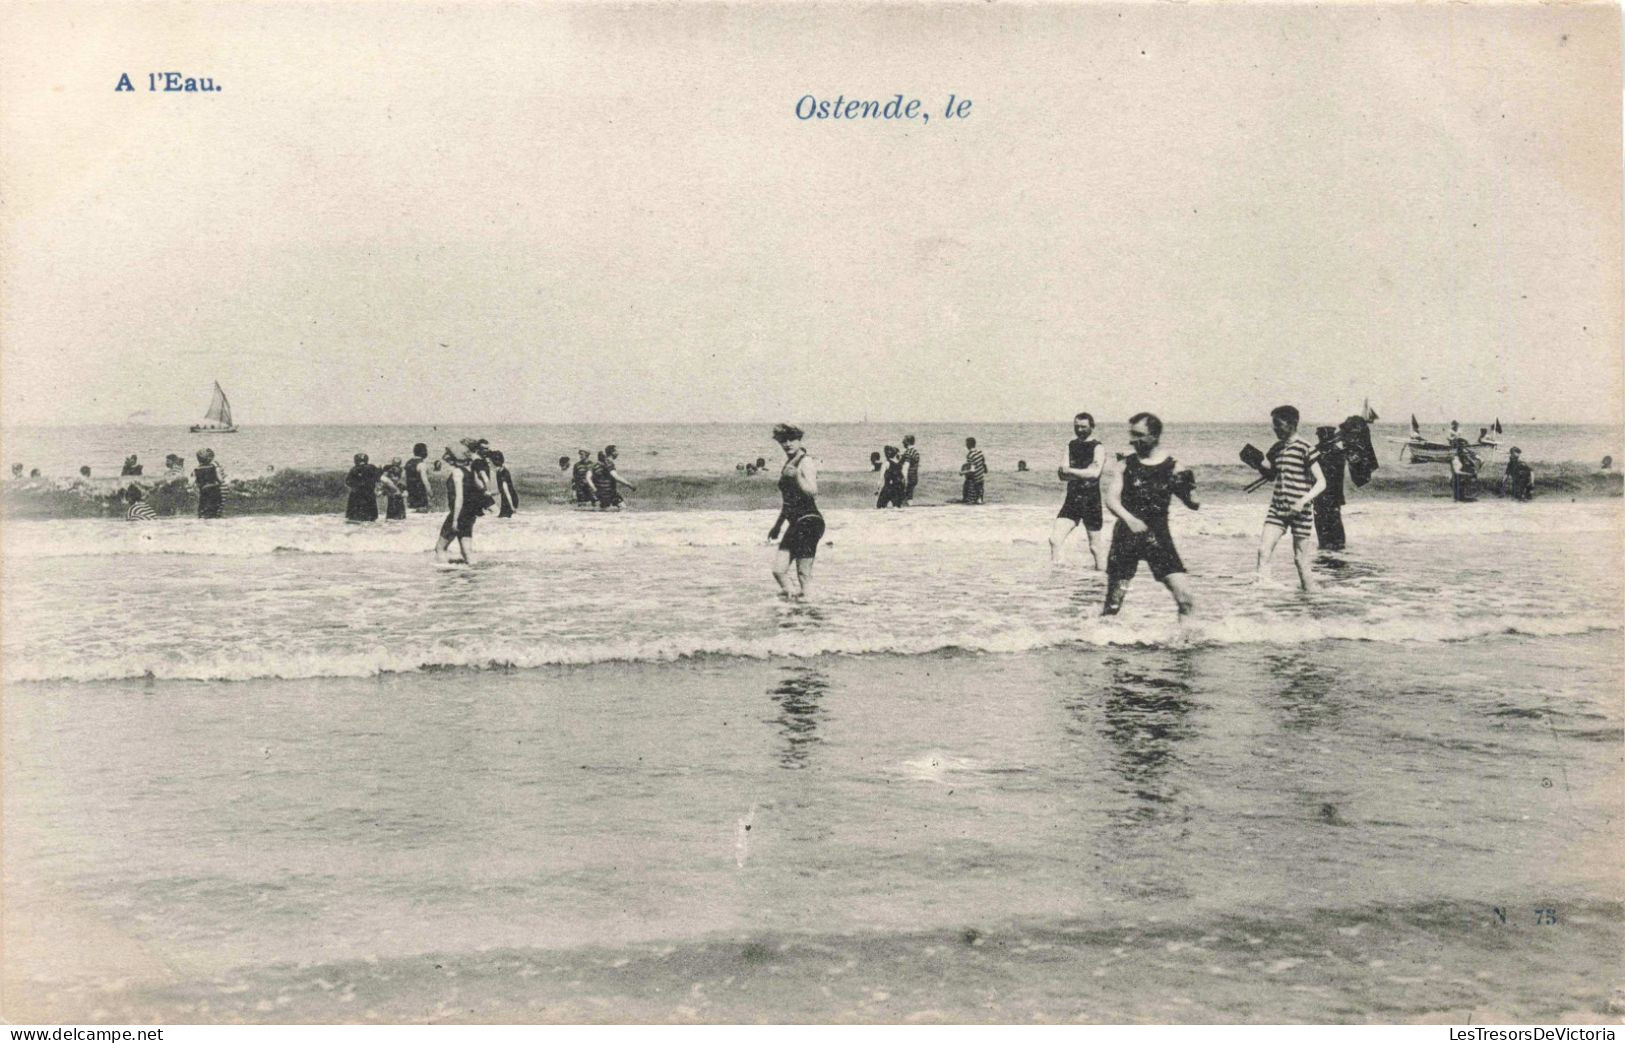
405,443 -> 434,512
344,453 -> 381,522
961,437 -> 987,504
193,449 -> 224,519
491,450 -> 519,517
1256,405 -> 1327,591
9,464 -> 21,479
900,435 -> 919,505
124,484 -> 156,521
121,455 -> 143,477
768,423 -> 824,600
1050,411 -> 1106,569
381,460 -> 407,520
1101,412 -> 1197,617
870,451 -> 883,472
876,445 -> 906,508
434,446 -> 481,564
571,450 -> 596,505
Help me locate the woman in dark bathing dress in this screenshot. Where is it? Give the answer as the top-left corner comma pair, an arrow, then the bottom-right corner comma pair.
767,423 -> 824,599
344,453 -> 380,522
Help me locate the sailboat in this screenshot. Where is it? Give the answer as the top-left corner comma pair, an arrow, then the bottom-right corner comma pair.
189,381 -> 239,433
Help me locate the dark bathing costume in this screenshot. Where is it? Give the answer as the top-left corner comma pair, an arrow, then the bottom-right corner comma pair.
383,473 -> 406,521
344,463 -> 381,522
1057,436 -> 1103,530
193,463 -> 223,519
778,454 -> 825,560
439,466 -> 482,541
496,465 -> 519,518
404,456 -> 431,510
1106,455 -> 1186,582
877,456 -> 906,508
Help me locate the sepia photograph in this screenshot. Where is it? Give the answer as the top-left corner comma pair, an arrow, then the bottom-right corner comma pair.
2,0 -> 1621,1026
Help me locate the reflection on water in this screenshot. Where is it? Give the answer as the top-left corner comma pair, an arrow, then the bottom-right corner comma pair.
1264,651 -> 1341,733
765,666 -> 831,770
1101,652 -> 1197,822
774,603 -> 826,630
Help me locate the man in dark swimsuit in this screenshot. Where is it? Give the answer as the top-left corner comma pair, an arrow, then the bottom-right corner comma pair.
491,450 -> 519,517
404,443 -> 433,512
1102,412 -> 1197,617
1312,425 -> 1347,550
1050,411 -> 1106,568
434,447 -> 481,563
768,423 -> 824,599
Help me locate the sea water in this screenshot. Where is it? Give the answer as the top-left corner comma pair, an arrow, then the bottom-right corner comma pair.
5,420 -> 1621,479
3,496 -> 1621,1021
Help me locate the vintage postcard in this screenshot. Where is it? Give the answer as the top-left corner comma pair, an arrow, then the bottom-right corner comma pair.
2,0 -> 1620,1026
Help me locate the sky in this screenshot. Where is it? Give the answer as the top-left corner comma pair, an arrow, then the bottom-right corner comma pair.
1,1 -> 1620,427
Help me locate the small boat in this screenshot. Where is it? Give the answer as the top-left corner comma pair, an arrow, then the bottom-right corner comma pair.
189,381 -> 238,433
1388,414 -> 1502,464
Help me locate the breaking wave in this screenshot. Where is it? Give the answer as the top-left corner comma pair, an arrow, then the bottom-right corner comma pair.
6,612 -> 1616,684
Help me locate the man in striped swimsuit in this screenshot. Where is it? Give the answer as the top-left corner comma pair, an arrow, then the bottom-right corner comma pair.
961,437 -> 987,504
1256,405 -> 1327,591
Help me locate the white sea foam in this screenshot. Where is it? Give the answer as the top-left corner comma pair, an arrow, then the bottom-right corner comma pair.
4,612 -> 1615,684
3,500 -> 1618,559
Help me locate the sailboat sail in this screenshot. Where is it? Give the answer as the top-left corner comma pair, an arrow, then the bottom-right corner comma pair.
1362,398 -> 1379,423
204,383 -> 233,426
191,382 -> 237,432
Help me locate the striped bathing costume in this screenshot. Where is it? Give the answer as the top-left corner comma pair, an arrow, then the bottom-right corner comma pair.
1265,438 -> 1318,539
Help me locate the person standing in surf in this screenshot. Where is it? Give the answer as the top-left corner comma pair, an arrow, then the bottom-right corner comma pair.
380,460 -> 407,521
768,423 -> 824,599
491,450 -> 519,517
1101,412 -> 1197,617
571,449 -> 596,505
961,437 -> 987,504
192,448 -> 224,519
404,443 -> 434,513
900,434 -> 920,505
876,445 -> 906,508
1256,405 -> 1328,591
1050,411 -> 1106,569
592,445 -> 636,510
1312,425 -> 1347,551
344,453 -> 381,522
434,446 -> 481,564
